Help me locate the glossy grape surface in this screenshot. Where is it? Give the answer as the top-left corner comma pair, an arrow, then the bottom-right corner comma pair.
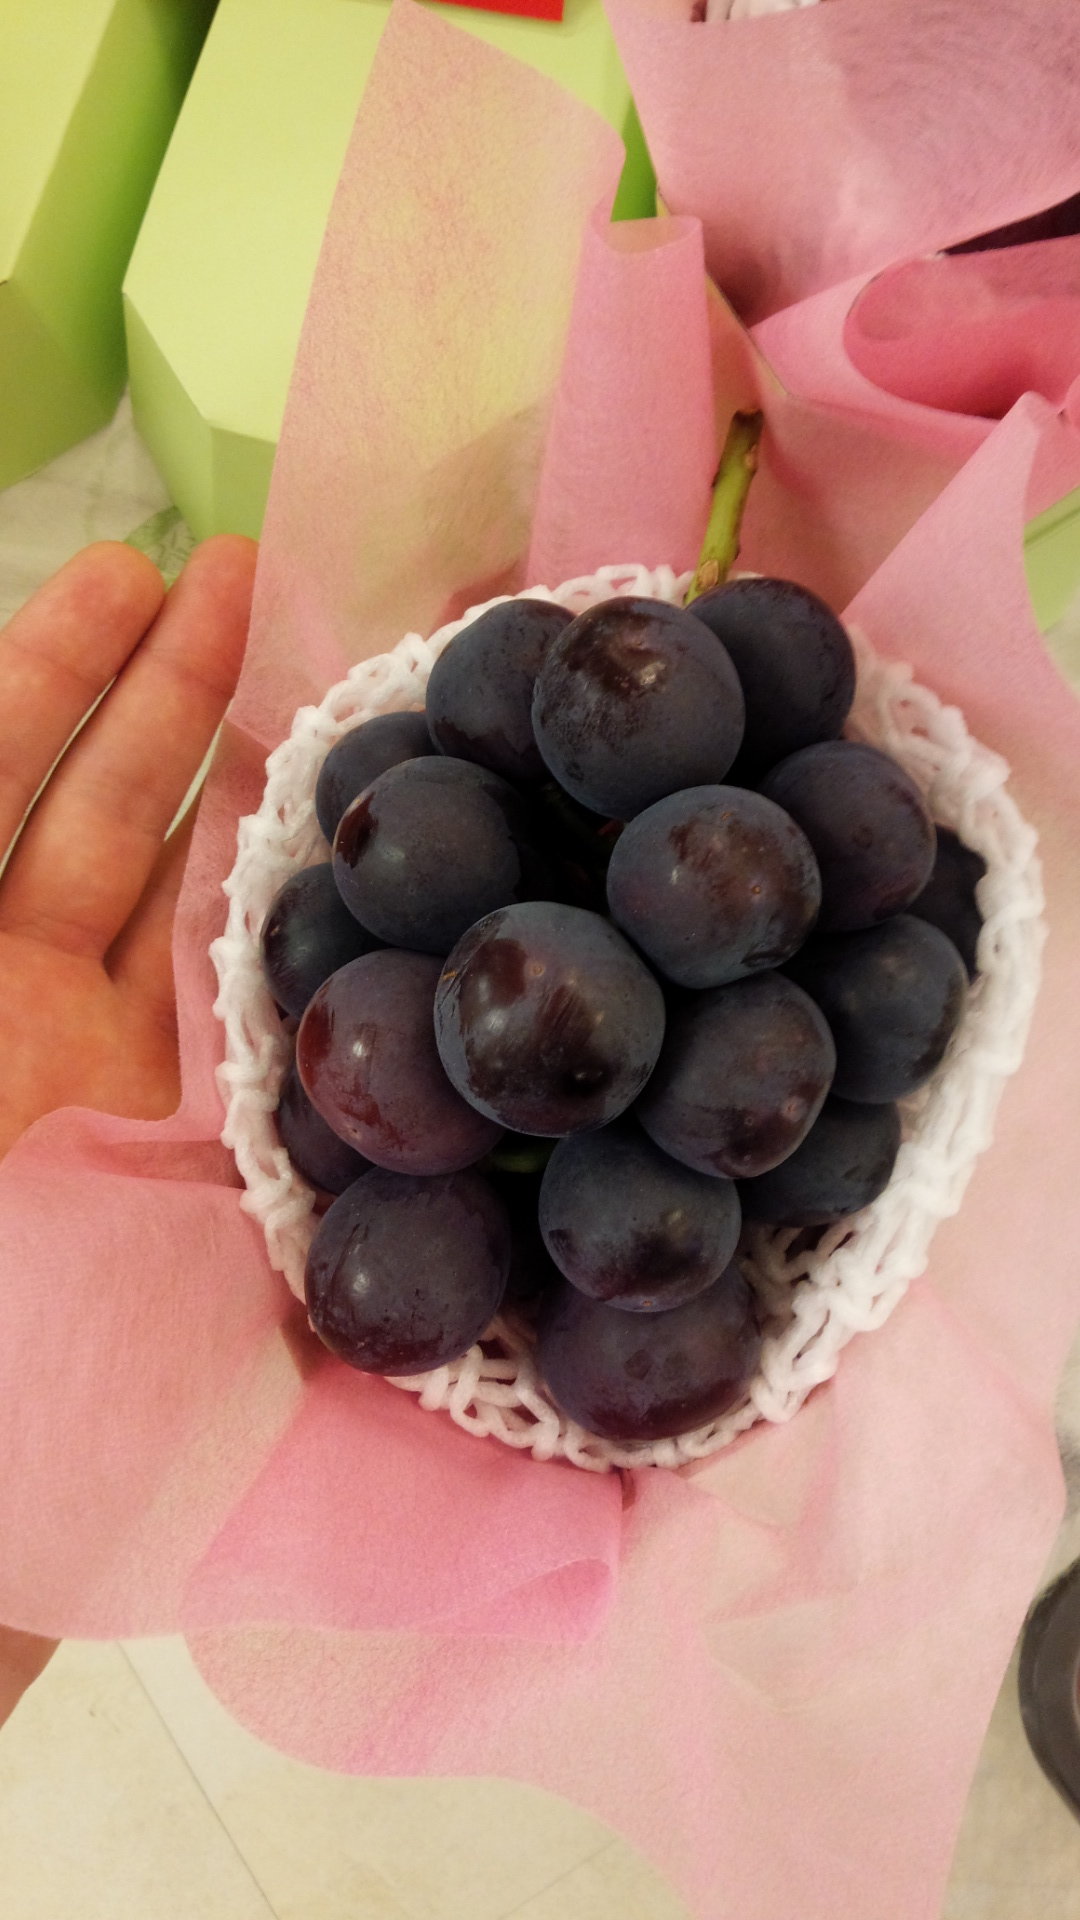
738,1095 -> 902,1226
305,1168 -> 510,1374
606,784 -> 821,988
315,711 -> 434,842
690,576 -> 856,777
297,949 -> 502,1173
531,597 -> 745,819
786,913 -> 967,1102
637,972 -> 836,1179
425,598 -> 572,784
760,740 -> 936,931
538,1120 -> 741,1311
907,827 -> 985,978
536,1261 -> 761,1442
260,863 -> 381,1019
434,901 -> 666,1135
332,756 -> 549,955
275,1057 -> 372,1194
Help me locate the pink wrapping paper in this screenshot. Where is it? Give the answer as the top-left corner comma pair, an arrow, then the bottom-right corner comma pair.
604,0 -> 1080,323
4,5 -> 1080,1915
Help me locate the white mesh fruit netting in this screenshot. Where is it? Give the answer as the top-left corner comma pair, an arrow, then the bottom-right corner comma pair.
211,565 -> 1045,1473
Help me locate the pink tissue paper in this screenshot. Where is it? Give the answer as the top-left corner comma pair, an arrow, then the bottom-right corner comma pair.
3,5 -> 1080,1916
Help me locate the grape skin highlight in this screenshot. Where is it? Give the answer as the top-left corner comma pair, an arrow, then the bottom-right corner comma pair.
637,972 -> 836,1179
606,784 -> 821,989
689,576 -> 856,778
426,598 -> 572,784
760,740 -> 936,931
297,949 -> 503,1174
306,1168 -> 510,1375
536,1261 -> 761,1442
260,863 -> 380,1019
434,900 -> 666,1136
785,913 -> 968,1103
531,597 -> 745,820
538,1120 -> 742,1312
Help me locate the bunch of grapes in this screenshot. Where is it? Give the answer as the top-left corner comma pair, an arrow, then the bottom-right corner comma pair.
260,580 -> 982,1447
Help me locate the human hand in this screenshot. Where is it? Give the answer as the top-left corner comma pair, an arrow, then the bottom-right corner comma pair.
0,535 -> 256,1723
0,535 -> 256,1161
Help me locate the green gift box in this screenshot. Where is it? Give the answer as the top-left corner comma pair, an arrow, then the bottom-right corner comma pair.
123,0 -> 655,541
0,0 -> 217,491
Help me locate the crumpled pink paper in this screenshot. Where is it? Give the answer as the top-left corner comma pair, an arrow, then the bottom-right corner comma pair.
4,5 -> 1080,1917
604,0 -> 1080,323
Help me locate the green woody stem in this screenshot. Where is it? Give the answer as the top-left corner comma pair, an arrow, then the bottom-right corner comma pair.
684,409 -> 764,606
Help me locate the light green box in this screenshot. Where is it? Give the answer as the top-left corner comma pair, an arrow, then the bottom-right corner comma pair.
123,0 -> 655,541
0,0 -> 217,491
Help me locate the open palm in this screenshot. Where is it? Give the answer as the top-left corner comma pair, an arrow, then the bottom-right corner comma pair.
0,536 -> 256,1160
0,535 -> 256,1719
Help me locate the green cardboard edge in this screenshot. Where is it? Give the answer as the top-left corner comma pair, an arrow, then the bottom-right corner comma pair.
0,0 -> 216,493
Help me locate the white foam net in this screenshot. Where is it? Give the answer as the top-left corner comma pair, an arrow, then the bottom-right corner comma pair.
211,565 -> 1045,1473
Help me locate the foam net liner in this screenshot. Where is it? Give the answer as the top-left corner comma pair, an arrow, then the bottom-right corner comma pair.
212,566 -> 1045,1473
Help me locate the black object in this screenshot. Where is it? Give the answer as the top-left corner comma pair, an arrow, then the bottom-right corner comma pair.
1018,1554 -> 1080,1821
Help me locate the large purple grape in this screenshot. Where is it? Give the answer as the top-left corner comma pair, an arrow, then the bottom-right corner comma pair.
275,1057 -> 371,1194
538,1120 -> 741,1312
315,710 -> 434,843
434,901 -> 666,1136
531,597 -> 745,819
332,756 -> 550,956
738,1096 -> 902,1226
536,1261 -> 761,1442
637,973 -> 836,1179
605,784 -> 821,989
760,740 -> 936,931
785,914 -> 967,1103
907,827 -> 985,979
305,1168 -> 510,1375
260,863 -> 380,1019
296,949 -> 502,1174
689,576 -> 856,778
425,598 -> 572,784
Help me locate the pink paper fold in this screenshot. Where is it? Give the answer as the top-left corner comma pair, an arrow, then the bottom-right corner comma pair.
604,0 -> 1080,322
3,7 -> 1080,1917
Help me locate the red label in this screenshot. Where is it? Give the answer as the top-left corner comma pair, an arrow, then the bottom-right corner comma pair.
429,0 -> 564,21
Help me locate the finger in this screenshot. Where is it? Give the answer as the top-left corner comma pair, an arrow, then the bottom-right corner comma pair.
107,806 -> 197,1015
109,714 -> 262,1005
0,536 -> 257,960
0,543 -> 166,857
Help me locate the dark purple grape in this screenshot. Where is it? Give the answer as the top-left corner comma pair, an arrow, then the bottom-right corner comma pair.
538,1120 -> 741,1312
760,740 -> 936,931
606,784 -> 821,989
305,1168 -> 510,1374
260,863 -> 381,1019
637,973 -> 836,1179
296,950 -> 502,1174
536,1261 -> 761,1442
484,1167 -> 562,1311
315,711 -> 434,842
332,757 -> 550,956
531,597 -> 744,819
738,1096 -> 902,1226
426,598 -> 572,784
785,914 -> 967,1103
907,827 -> 985,978
434,901 -> 666,1136
689,576 -> 856,778
275,1057 -> 372,1194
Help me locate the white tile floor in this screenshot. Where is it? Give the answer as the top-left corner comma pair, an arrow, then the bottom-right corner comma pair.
3,1589 -> 1080,1920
